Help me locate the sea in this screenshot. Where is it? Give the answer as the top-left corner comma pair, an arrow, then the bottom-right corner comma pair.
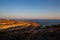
31,19 -> 60,27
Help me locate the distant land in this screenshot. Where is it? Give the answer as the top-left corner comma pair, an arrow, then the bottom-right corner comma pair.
0,19 -> 60,27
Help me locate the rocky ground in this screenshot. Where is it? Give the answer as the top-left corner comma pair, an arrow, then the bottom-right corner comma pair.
0,26 -> 60,40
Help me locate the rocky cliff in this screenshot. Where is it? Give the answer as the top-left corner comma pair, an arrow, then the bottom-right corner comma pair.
0,19 -> 41,30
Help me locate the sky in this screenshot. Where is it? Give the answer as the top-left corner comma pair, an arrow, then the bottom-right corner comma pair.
0,0 -> 60,19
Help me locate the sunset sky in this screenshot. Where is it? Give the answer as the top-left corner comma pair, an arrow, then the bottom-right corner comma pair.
0,0 -> 60,19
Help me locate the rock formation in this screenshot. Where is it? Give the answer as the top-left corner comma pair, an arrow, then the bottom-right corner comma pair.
0,19 -> 41,30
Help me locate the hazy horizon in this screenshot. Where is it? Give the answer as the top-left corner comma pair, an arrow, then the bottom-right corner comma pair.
0,0 -> 60,19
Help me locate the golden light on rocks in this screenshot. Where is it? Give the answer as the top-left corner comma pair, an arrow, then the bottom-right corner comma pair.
0,19 -> 41,30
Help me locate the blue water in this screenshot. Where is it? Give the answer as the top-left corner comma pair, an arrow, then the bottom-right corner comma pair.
31,19 -> 60,27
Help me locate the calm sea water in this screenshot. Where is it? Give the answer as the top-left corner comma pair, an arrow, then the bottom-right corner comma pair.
31,19 -> 60,27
